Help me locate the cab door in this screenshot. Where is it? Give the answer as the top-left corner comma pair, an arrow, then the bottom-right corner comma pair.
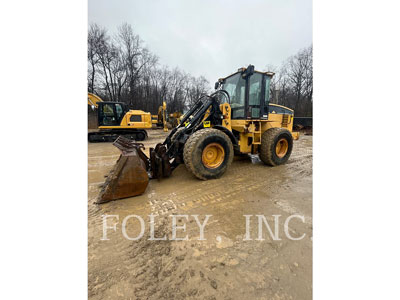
246,73 -> 273,119
98,103 -> 119,126
246,72 -> 264,119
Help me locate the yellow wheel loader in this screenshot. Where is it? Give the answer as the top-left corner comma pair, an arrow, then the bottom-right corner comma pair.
97,65 -> 299,203
88,93 -> 152,142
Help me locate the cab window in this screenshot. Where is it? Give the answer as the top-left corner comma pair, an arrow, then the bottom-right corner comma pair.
100,103 -> 117,126
264,76 -> 271,107
103,104 -> 114,116
249,73 -> 262,106
130,115 -> 142,122
248,73 -> 263,118
221,73 -> 246,119
115,103 -> 124,120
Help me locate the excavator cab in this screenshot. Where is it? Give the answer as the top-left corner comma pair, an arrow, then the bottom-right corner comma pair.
98,102 -> 128,126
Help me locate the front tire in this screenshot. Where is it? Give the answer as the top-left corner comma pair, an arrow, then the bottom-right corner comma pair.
260,128 -> 293,166
183,129 -> 233,180
170,127 -> 185,143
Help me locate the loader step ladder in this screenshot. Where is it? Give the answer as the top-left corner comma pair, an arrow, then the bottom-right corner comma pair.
252,121 -> 261,145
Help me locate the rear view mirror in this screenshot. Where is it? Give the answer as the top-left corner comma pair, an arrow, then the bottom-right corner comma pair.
214,81 -> 220,90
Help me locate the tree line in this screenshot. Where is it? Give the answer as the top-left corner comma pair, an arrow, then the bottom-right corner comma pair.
266,45 -> 313,117
88,23 -> 210,114
88,22 -> 312,117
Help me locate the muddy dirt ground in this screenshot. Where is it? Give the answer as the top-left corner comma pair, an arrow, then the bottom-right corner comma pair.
88,130 -> 312,300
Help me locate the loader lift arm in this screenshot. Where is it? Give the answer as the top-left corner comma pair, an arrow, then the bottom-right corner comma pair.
164,90 -> 230,148
96,91 -> 230,203
157,91 -> 230,175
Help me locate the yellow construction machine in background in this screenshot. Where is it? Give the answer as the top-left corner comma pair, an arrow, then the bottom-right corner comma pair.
169,111 -> 183,128
151,101 -> 168,132
88,92 -> 103,109
88,93 -> 152,142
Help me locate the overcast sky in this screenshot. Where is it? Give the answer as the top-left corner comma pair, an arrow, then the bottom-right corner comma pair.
89,0 -> 312,87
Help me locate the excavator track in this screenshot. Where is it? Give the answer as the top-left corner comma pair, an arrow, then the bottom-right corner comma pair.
88,129 -> 147,143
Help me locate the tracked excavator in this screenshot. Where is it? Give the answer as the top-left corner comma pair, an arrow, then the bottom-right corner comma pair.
88,93 -> 152,142
97,65 -> 299,203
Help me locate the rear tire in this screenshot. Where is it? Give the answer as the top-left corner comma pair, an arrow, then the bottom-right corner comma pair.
183,128 -> 233,180
260,128 -> 293,166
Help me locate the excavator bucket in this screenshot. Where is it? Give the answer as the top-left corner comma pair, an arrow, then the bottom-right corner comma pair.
96,137 -> 150,204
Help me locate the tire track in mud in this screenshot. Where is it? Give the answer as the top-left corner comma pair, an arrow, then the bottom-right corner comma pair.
88,133 -> 313,300
89,216 -> 309,300
147,155 -> 311,219
89,136 -> 312,236
88,136 -> 311,215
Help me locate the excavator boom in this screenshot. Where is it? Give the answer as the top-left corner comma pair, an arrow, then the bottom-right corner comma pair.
88,92 -> 103,108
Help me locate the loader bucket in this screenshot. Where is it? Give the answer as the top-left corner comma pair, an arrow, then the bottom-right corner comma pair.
96,137 -> 150,204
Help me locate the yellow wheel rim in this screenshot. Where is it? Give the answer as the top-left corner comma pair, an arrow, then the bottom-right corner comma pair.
202,143 -> 225,169
275,138 -> 289,158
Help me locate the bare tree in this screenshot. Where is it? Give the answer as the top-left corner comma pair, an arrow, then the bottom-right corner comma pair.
88,24 -> 107,93
117,23 -> 158,106
264,45 -> 313,117
286,46 -> 313,114
88,22 -> 216,114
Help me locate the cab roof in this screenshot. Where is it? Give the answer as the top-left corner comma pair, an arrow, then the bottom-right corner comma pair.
218,65 -> 275,82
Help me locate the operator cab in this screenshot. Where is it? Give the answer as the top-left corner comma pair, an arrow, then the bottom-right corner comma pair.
216,65 -> 274,120
98,102 -> 129,126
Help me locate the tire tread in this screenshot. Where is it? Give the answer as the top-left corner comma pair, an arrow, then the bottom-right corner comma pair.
183,128 -> 233,180
260,127 -> 293,166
